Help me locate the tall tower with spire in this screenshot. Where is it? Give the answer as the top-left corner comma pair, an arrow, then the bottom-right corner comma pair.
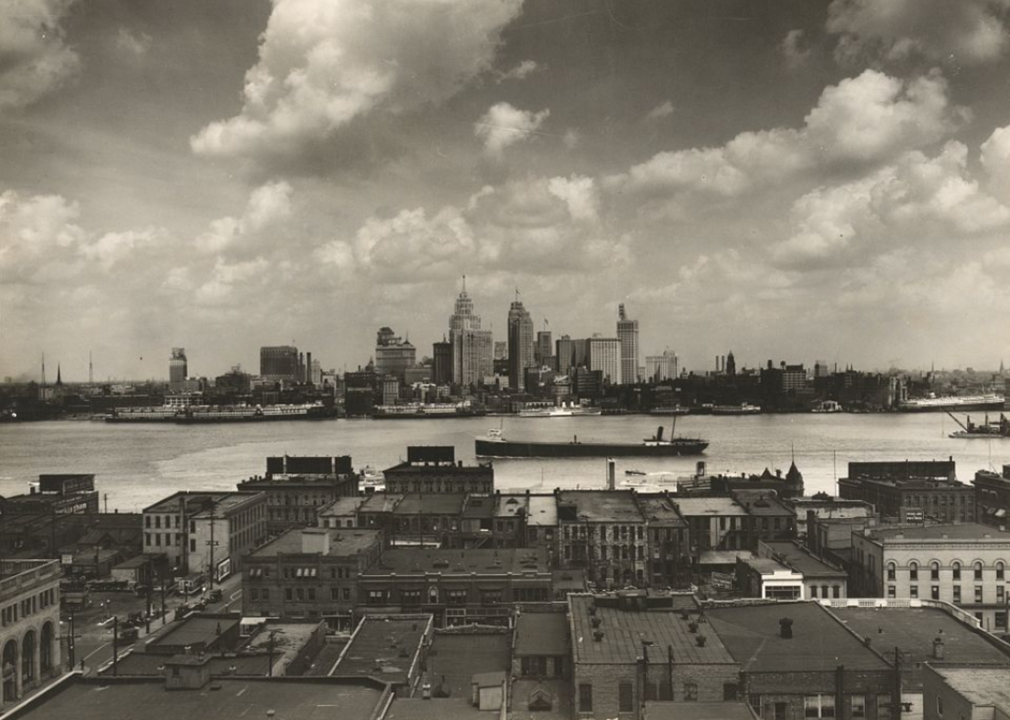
448,276 -> 492,387
616,303 -> 640,384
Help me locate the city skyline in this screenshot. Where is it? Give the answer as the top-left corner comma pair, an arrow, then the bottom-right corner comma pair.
3,0 -> 1010,380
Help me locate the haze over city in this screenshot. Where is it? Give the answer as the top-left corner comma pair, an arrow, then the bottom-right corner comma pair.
3,0 -> 1010,381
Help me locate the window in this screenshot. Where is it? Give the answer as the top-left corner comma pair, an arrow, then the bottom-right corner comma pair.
852,695 -> 866,718
998,562 -> 1005,581
975,562 -> 984,580
909,562 -> 918,581
953,562 -> 961,581
330,589 -> 339,601
953,586 -> 962,603
931,562 -> 940,580
810,585 -> 818,598
877,696 -> 892,720
887,586 -> 896,599
683,683 -> 698,701
402,590 -> 421,606
910,585 -> 918,599
578,684 -> 593,712
447,589 -> 467,605
931,586 -> 940,600
833,586 -> 841,599
998,586 -> 1005,603
936,695 -> 944,717
887,563 -> 896,581
619,682 -> 634,712
805,695 -> 835,718
724,684 -> 739,701
975,586 -> 983,603
749,696 -> 762,717
368,590 -> 386,605
285,588 -> 293,601
996,611 -> 1008,630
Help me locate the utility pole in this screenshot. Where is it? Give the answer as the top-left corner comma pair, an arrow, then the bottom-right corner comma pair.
68,609 -> 76,668
893,646 -> 904,720
112,616 -> 119,677
208,498 -> 219,589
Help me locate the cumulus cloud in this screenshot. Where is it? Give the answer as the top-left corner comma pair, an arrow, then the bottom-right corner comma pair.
772,142 -> 1010,269
781,29 -> 812,69
981,124 -> 1010,200
79,228 -> 164,270
475,102 -> 550,158
827,0 -> 1010,65
607,70 -> 964,202
195,181 -> 292,253
644,100 -> 674,121
190,0 -> 524,162
497,60 -> 540,82
0,191 -> 85,279
114,27 -> 152,58
0,0 -> 80,111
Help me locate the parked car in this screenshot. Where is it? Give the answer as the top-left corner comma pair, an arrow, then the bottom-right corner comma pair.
118,626 -> 139,642
208,589 -> 223,603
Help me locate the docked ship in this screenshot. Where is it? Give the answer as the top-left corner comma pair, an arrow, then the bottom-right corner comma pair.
518,402 -> 601,418
105,403 -> 332,423
475,424 -> 708,458
947,412 -> 1010,439
649,406 -> 690,416
372,402 -> 486,419
711,403 -> 762,415
898,393 -> 1006,412
812,400 -> 843,413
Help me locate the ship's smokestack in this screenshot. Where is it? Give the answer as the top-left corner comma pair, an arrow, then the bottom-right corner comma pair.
607,459 -> 616,491
656,426 -> 665,442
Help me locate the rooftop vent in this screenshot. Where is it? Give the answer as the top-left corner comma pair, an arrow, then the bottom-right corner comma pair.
591,617 -> 602,629
593,630 -> 604,642
779,618 -> 793,639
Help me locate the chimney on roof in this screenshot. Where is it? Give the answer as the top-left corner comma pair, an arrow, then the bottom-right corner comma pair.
607,459 -> 616,491
933,637 -> 945,659
779,618 -> 793,639
593,630 -> 604,642
301,527 -> 331,555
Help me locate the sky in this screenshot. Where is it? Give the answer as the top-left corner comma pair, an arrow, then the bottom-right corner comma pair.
2,0 -> 1010,382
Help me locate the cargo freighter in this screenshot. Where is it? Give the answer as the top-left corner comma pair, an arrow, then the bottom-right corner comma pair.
475,424 -> 708,458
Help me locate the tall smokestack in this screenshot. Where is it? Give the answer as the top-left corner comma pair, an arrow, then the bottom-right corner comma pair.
306,352 -> 313,384
607,459 -> 616,491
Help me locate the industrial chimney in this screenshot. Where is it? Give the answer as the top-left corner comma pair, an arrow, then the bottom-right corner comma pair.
607,459 -> 616,491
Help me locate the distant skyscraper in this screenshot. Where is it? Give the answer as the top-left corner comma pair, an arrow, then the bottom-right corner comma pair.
588,337 -> 622,385
169,348 -> 187,390
536,330 -> 553,368
432,338 -> 453,385
507,293 -> 535,392
616,304 -> 639,384
374,326 -> 416,382
494,341 -> 508,361
726,351 -> 736,376
448,277 -> 493,387
556,335 -> 575,375
646,350 -> 678,382
260,346 -> 299,382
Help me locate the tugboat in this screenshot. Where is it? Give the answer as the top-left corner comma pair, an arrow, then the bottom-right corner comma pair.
475,420 -> 708,458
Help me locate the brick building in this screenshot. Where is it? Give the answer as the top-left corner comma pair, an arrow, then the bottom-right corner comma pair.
557,491 -> 648,589
357,548 -> 552,627
0,474 -> 100,516
839,460 -> 975,524
186,491 -> 268,581
635,495 -> 690,589
236,456 -> 359,534
242,527 -> 382,630
973,464 -> 1010,529
849,523 -> 1010,633
383,447 -> 494,494
0,559 -> 61,710
142,492 -> 229,574
569,592 -> 740,720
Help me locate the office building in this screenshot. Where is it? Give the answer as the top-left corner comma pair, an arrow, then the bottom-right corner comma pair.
973,464 -> 1010,528
432,338 -> 452,385
186,491 -> 268,582
0,474 -> 99,516
383,447 -> 493,495
556,491 -> 647,588
588,337 -> 622,385
536,330 -> 553,368
374,327 -> 416,382
259,345 -> 299,382
616,304 -> 639,384
169,348 -> 187,391
448,280 -> 493,387
839,460 -> 975,524
645,351 -> 678,382
508,295 -> 535,392
556,335 -> 575,374
0,559 -> 61,709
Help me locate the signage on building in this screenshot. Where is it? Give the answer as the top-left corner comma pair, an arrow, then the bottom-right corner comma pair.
61,554 -> 74,565
902,508 -> 925,523
710,572 -> 734,590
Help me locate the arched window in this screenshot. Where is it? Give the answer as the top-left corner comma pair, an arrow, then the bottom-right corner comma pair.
887,562 -> 896,582
21,630 -> 35,686
975,561 -> 984,580
997,562 -> 1005,581
2,639 -> 18,703
40,623 -> 53,676
909,561 -> 919,581
931,561 -> 940,580
952,561 -> 962,581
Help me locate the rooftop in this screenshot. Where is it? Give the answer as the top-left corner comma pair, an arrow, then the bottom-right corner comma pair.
251,528 -> 381,558
515,613 -> 569,657
674,497 -> 749,518
318,496 -> 367,517
101,651 -> 271,677
636,496 -> 688,527
741,557 -> 794,575
384,697 -> 484,720
8,676 -> 387,720
461,495 -> 495,519
866,523 -> 1010,542
428,631 -> 511,696
147,615 -> 241,650
527,495 -> 558,527
330,614 -> 431,685
569,594 -> 737,666
143,491 -> 225,514
645,701 -> 758,720
392,493 -> 467,516
189,491 -> 263,518
363,548 -> 550,576
733,492 -> 795,517
933,666 -> 1010,711
761,542 -> 846,577
512,679 -> 572,720
496,494 -> 529,518
705,602 -> 892,673
830,606 -> 1010,688
359,493 -> 405,514
557,490 -> 645,523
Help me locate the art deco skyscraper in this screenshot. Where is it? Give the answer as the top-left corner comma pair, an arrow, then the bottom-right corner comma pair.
617,304 -> 640,385
507,292 -> 535,392
448,277 -> 493,387
169,348 -> 188,391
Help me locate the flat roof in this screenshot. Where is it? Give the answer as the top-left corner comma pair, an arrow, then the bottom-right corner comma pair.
527,495 -> 558,526
148,615 -> 241,649
385,697 -> 485,720
143,492 -> 225,514
392,493 -> 467,516
462,495 -> 495,519
364,548 -> 550,576
359,493 -> 404,513
318,496 -> 366,516
10,677 -> 386,720
557,491 -> 645,523
428,632 -> 511,696
496,494 -> 529,518
569,594 -> 737,666
761,542 -> 846,577
831,606 -> 1010,688
331,615 -> 431,684
734,493 -> 795,517
251,528 -> 381,558
674,497 -> 749,517
742,557 -> 792,574
101,651 -> 270,677
515,613 -> 569,657
706,602 -> 892,673
867,523 -> 1010,541
384,462 -> 491,475
646,701 -> 757,720
189,492 -> 262,517
636,496 -> 688,526
933,666 -> 1010,711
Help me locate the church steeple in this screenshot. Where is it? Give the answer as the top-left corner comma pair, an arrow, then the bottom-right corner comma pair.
55,364 -> 63,386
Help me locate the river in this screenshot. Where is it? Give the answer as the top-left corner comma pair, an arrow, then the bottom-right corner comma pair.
0,414 -> 1006,512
